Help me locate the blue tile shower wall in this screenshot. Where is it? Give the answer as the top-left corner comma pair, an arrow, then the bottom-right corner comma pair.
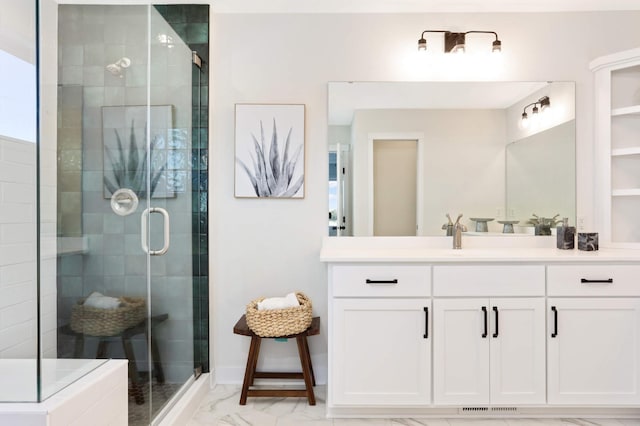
155,4 -> 210,374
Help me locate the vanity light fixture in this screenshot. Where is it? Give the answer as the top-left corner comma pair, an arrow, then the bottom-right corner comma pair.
417,30 -> 502,53
521,96 -> 551,128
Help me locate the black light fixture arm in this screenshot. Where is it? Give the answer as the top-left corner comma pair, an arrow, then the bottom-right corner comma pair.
418,30 -> 451,51
420,29 -> 450,38
418,29 -> 502,52
464,30 -> 499,41
419,30 -> 498,39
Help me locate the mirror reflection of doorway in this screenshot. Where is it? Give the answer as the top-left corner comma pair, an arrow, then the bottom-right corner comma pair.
373,139 -> 418,236
329,144 -> 351,236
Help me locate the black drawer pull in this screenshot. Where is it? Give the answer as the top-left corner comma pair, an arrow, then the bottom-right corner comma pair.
481,306 -> 488,338
581,278 -> 613,284
423,306 -> 429,339
551,306 -> 558,338
365,279 -> 398,284
492,306 -> 499,338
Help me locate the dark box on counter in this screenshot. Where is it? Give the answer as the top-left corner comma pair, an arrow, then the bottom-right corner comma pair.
578,232 -> 599,251
557,226 -> 576,249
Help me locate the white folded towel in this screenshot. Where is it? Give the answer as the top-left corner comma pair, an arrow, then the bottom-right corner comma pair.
84,292 -> 122,310
257,292 -> 300,311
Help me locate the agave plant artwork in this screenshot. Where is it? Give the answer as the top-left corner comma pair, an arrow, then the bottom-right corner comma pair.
236,117 -> 304,198
103,120 -> 166,199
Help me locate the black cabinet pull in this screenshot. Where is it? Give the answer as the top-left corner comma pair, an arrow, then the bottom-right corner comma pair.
481,306 -> 488,338
551,306 -> 558,338
492,306 -> 499,338
365,279 -> 398,284
423,306 -> 429,339
581,278 -> 613,284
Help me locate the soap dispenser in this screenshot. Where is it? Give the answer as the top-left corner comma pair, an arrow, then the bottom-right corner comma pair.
557,217 -> 576,250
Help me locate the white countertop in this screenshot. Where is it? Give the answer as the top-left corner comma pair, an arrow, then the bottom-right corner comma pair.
320,236 -> 640,263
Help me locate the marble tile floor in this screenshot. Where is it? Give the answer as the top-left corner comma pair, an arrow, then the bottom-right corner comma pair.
187,385 -> 640,426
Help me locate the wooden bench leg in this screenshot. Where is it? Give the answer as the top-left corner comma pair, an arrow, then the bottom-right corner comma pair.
146,328 -> 165,384
302,335 -> 316,386
122,336 -> 145,405
96,339 -> 108,358
296,336 -> 316,405
249,337 -> 261,386
73,334 -> 84,358
240,335 -> 261,405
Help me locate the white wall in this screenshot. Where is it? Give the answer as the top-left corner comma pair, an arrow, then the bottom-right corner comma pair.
211,11 -> 640,382
0,0 -> 35,63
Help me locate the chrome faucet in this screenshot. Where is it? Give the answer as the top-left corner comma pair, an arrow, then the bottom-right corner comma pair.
442,213 -> 454,236
452,214 -> 467,249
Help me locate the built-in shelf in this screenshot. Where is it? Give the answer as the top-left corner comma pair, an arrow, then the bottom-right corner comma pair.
612,147 -> 640,156
591,48 -> 640,246
57,236 -> 88,256
612,188 -> 640,197
611,105 -> 640,116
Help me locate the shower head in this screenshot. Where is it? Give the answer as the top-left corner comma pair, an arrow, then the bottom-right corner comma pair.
105,57 -> 131,77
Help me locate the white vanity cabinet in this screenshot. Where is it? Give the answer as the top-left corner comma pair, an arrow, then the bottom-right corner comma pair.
329,264 -> 431,406
332,298 -> 431,405
322,240 -> 640,417
432,266 -> 546,406
547,265 -> 640,405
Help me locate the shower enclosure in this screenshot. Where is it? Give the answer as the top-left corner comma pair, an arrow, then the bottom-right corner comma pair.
0,2 -> 209,425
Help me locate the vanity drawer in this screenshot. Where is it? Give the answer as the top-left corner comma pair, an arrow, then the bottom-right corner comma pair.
433,265 -> 545,296
331,264 -> 431,297
547,265 -> 640,296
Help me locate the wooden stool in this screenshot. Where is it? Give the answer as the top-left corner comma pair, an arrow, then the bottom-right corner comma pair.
233,314 -> 320,405
60,314 -> 168,405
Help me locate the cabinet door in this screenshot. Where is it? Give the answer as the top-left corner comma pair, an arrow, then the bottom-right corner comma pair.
433,299 -> 490,405
548,298 -> 640,405
489,298 -> 546,404
332,298 -> 431,405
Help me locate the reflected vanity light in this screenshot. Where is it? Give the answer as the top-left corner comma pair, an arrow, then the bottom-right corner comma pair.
417,30 -> 502,53
521,96 -> 551,128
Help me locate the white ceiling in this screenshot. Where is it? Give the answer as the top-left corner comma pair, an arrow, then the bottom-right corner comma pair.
211,0 -> 640,13
328,81 -> 548,125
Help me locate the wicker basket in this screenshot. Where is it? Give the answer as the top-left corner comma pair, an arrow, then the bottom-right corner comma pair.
70,297 -> 146,337
245,292 -> 313,337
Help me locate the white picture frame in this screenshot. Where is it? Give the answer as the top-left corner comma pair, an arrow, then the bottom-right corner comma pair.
234,103 -> 305,198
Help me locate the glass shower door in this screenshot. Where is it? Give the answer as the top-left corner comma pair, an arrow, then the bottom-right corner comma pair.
143,6 -> 196,421
53,4 -> 202,425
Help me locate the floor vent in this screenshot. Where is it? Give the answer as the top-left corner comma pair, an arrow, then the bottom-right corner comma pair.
491,407 -> 518,413
461,407 -> 489,412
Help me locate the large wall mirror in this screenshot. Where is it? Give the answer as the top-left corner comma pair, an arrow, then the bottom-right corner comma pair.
328,81 -> 576,237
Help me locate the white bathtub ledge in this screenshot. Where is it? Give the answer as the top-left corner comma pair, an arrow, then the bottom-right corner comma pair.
0,360 -> 128,426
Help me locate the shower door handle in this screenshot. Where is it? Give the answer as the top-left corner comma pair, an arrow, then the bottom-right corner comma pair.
141,207 -> 170,256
